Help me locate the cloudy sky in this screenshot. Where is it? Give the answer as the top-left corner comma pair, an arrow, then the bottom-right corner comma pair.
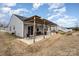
0,3 -> 79,27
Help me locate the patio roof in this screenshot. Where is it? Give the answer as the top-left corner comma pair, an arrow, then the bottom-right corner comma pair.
23,15 -> 57,26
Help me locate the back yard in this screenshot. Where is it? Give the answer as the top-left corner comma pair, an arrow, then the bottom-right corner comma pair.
0,31 -> 79,56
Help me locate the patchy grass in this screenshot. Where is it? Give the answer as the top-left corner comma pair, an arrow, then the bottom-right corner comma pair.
0,31 -> 22,55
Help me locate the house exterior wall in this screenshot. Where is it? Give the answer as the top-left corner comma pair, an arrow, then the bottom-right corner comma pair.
24,22 -> 50,38
24,24 -> 29,38
7,15 -> 24,37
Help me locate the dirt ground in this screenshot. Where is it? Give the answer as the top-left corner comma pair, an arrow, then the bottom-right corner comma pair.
0,31 -> 79,56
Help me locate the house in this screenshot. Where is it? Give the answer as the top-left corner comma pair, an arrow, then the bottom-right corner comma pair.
7,14 -> 57,38
55,26 -> 73,32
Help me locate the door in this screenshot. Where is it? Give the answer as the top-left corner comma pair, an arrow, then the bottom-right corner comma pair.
28,26 -> 33,36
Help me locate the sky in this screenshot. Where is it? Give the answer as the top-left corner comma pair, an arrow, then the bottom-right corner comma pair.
0,3 -> 79,28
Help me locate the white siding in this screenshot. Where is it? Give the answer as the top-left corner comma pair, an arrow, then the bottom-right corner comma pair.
7,15 -> 24,37
24,25 -> 28,37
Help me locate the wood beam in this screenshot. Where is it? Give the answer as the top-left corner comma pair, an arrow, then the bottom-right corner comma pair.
43,20 -> 45,39
33,16 -> 36,43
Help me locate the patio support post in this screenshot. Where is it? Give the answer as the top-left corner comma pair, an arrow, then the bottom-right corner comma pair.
33,16 -> 36,43
43,20 -> 45,39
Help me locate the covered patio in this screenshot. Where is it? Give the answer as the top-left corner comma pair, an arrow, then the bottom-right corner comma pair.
23,15 -> 57,43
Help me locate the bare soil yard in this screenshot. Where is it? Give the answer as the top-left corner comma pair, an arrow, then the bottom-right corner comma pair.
0,31 -> 79,56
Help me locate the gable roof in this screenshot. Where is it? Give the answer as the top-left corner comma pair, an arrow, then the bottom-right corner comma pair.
14,14 -> 27,21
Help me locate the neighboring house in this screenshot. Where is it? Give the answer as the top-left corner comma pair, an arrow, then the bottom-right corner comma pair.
7,14 -> 57,38
55,26 -> 72,32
